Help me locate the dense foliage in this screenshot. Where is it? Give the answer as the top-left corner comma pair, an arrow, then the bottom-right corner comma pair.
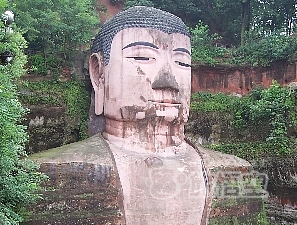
125,0 -> 297,45
190,22 -> 227,66
12,0 -> 99,55
190,22 -> 297,67
191,81 -> 297,159
0,1 -> 46,223
230,33 -> 297,67
10,0 -> 99,77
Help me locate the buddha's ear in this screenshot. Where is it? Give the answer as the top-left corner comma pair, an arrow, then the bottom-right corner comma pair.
89,52 -> 104,115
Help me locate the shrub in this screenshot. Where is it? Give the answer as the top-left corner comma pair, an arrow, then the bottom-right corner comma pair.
190,22 -> 228,66
28,54 -> 47,75
231,34 -> 297,67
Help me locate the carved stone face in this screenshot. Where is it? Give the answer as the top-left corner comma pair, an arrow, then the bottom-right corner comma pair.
102,27 -> 191,123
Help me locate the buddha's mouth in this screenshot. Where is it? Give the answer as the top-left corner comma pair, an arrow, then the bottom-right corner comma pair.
148,100 -> 181,105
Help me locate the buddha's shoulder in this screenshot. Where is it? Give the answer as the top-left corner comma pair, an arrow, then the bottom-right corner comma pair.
29,134 -> 113,165
196,145 -> 252,171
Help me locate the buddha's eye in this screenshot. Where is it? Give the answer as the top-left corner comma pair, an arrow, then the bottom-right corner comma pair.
127,57 -> 155,61
175,61 -> 191,67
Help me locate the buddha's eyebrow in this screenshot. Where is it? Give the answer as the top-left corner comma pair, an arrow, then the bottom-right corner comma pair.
122,42 -> 159,50
173,48 -> 191,55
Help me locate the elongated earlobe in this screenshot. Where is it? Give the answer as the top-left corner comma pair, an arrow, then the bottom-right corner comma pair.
89,53 -> 104,115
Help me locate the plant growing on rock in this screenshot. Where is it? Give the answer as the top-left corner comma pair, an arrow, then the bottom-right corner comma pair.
190,81 -> 297,158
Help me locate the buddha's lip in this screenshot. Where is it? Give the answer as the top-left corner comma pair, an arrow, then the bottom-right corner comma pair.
148,100 -> 181,105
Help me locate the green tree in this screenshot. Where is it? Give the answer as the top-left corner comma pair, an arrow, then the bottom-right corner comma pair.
125,0 -> 297,47
251,0 -> 297,36
190,22 -> 227,65
0,1 -> 46,223
240,0 -> 251,46
125,0 -> 242,44
11,0 -> 99,59
125,0 -> 154,7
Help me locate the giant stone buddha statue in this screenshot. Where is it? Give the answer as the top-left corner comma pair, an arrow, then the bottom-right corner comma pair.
25,6 -> 265,225
89,6 -> 207,224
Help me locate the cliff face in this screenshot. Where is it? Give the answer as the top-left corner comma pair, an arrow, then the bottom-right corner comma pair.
24,105 -> 68,153
19,51 -> 91,154
185,108 -> 297,189
191,60 -> 297,95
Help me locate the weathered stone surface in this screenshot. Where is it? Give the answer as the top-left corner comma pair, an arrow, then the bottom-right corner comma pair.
88,91 -> 106,137
69,50 -> 90,80
191,60 -> 297,95
22,134 -> 123,225
107,141 -> 207,225
24,105 -> 68,153
23,134 -> 266,224
186,138 -> 268,224
265,185 -> 297,225
252,156 -> 297,188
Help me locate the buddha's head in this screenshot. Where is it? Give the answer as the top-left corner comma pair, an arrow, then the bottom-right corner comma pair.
89,6 -> 191,144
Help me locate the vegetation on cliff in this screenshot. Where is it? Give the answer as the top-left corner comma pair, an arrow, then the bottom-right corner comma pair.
19,80 -> 91,140
190,81 -> 297,159
125,0 -> 296,45
0,1 -> 46,223
5,0 -> 297,70
190,23 -> 297,67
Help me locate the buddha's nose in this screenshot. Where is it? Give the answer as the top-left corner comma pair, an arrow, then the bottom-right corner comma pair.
152,66 -> 179,92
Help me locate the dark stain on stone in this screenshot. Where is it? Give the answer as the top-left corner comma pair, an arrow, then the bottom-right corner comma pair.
144,157 -> 163,168
140,96 -> 146,102
120,106 -> 146,121
22,162 -> 122,224
145,107 -> 157,118
137,66 -> 145,76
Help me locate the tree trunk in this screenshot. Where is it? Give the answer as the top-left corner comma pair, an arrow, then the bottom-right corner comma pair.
241,0 -> 250,46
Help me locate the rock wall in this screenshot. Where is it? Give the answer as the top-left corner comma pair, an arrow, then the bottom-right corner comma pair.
266,185 -> 297,225
20,51 -> 91,154
23,103 -> 87,154
252,157 -> 297,188
185,110 -> 297,187
21,135 -> 124,225
24,105 -> 70,153
191,60 -> 297,95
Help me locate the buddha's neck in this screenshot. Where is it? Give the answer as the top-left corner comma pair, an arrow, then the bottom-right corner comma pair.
104,117 -> 185,153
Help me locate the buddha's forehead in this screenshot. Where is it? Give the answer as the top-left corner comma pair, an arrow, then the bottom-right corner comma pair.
91,6 -> 190,65
112,28 -> 191,50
